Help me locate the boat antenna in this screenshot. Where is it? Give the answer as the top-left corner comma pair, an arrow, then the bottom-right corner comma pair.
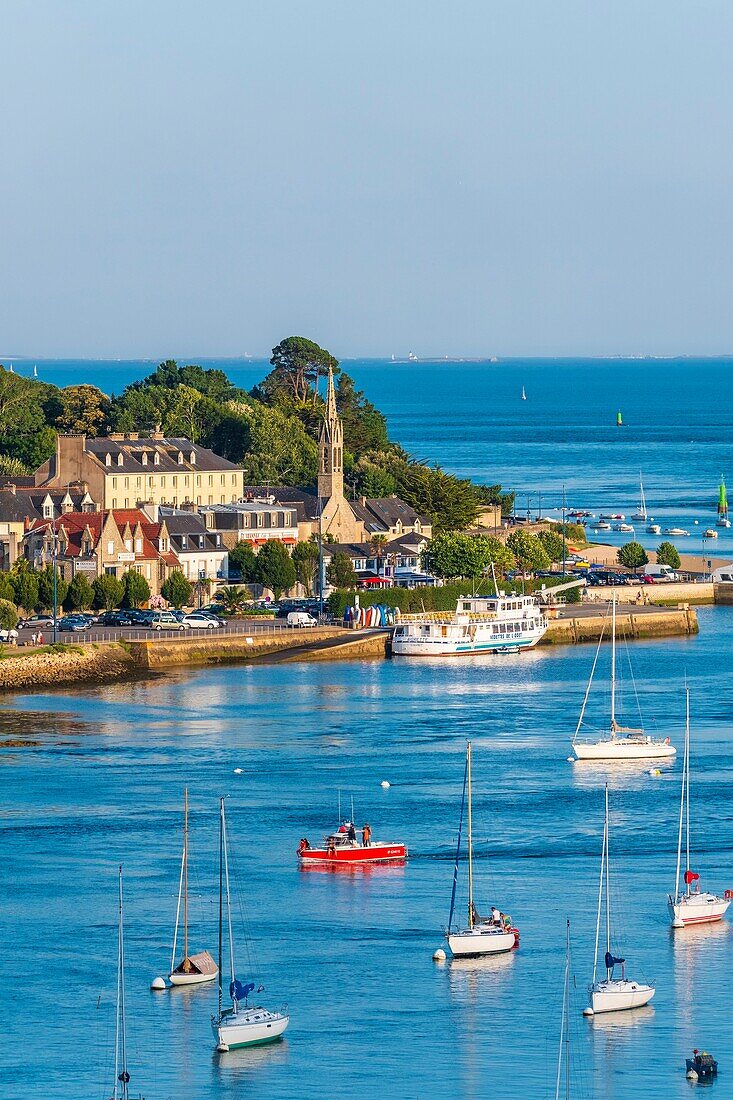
351,794 -> 355,825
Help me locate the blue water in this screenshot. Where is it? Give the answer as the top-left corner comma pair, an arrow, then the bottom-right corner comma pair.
1,607 -> 732,1099
8,356 -> 733,556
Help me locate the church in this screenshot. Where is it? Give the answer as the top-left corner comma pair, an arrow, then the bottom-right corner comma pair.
243,369 -> 432,544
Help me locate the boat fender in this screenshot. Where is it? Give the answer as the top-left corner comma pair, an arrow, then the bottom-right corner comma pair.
725,890 -> 733,899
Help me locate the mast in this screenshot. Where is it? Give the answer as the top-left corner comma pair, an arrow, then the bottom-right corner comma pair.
218,798 -> 223,1021
448,748 -> 469,931
467,741 -> 474,929
222,801 -> 236,987
183,787 -> 189,966
639,473 -> 646,519
592,799 -> 605,987
114,866 -> 130,1100
555,919 -> 571,1100
674,692 -> 687,901
685,689 -> 691,894
610,595 -> 617,736
605,785 -> 611,977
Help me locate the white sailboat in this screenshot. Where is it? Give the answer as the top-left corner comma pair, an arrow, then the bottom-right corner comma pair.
109,868 -> 144,1100
169,788 -> 218,986
571,596 -> 676,761
521,385 -> 527,401
583,786 -> 655,1016
212,798 -> 289,1051
445,742 -> 519,958
631,473 -> 647,522
668,690 -> 732,928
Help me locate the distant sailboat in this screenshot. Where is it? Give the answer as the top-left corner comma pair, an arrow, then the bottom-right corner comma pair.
32,364 -> 38,378
407,351 -> 418,362
716,475 -> 730,528
8,364 -> 13,374
109,868 -> 144,1100
521,385 -> 527,401
668,690 -> 732,928
168,788 -> 218,987
631,473 -> 647,522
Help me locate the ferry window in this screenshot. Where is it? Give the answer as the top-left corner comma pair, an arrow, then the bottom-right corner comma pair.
462,602 -> 471,610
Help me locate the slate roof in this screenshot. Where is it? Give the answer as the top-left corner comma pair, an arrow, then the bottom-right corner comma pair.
84,436 -> 242,473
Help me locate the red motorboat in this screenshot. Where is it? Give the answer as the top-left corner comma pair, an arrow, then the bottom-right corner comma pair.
297,820 -> 408,865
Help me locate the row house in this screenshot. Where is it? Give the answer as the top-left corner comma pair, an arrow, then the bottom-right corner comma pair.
157,508 -> 229,581
0,485 -> 98,570
198,500 -> 299,550
324,532 -> 433,588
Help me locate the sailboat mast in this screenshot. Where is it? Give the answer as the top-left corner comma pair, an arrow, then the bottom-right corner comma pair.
555,919 -> 570,1100
610,596 -> 617,736
117,866 -> 129,1100
467,741 -> 474,929
685,690 -> 691,893
592,810 -> 605,987
604,785 -> 611,977
222,803 -> 236,985
674,697 -> 686,901
218,799 -> 224,1020
183,787 -> 189,964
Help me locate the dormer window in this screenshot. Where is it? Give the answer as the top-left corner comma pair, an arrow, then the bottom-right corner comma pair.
135,538 -> 142,553
105,453 -> 112,467
189,451 -> 196,465
181,535 -> 187,548
141,453 -> 148,466
43,504 -> 53,519
117,454 -> 124,467
124,539 -> 132,552
178,451 -> 184,465
215,534 -> 221,546
153,452 -> 160,466
199,535 -> 204,548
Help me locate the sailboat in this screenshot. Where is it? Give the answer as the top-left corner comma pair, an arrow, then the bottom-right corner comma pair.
212,798 -> 290,1051
521,385 -> 527,401
169,788 -> 218,986
631,473 -> 647,522
444,742 -> 519,958
668,690 -> 732,928
716,475 -> 730,528
571,596 -> 676,761
33,364 -> 38,378
583,786 -> 655,1016
109,868 -> 144,1100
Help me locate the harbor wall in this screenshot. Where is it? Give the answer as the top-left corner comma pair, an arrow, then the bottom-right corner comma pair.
540,607 -> 698,646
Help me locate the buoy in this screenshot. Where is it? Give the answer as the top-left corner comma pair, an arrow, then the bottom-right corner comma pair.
234,768 -> 243,775
686,1069 -> 698,1081
150,976 -> 166,991
381,780 -> 391,789
649,768 -> 661,777
566,756 -> 575,763
582,1006 -> 594,1017
433,947 -> 447,961
217,1041 -> 230,1053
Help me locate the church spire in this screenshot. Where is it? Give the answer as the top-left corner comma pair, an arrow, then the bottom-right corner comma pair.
325,365 -> 338,424
318,366 -> 343,503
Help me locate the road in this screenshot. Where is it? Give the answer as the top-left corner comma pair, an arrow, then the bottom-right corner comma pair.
13,617 -> 326,645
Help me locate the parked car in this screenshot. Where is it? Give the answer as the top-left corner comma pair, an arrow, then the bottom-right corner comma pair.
148,612 -> 186,631
287,611 -> 318,628
58,615 -> 90,632
18,614 -> 55,630
98,610 -> 136,626
181,613 -> 220,629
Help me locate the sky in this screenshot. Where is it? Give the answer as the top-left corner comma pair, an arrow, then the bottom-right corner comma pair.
1,1 -> 733,359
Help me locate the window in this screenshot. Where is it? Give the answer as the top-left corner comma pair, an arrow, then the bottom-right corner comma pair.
208,475 -> 213,486
231,474 -> 236,484
136,477 -> 141,488
160,477 -> 165,487
124,498 -> 129,507
208,495 -> 213,505
117,454 -> 123,467
196,475 -> 201,487
172,476 -> 177,488
153,452 -> 160,465
199,535 -> 204,548
215,534 -> 221,546
124,539 -> 132,552
107,540 -> 115,554
105,453 -> 112,466
135,538 -> 142,553
148,477 -> 153,487
196,495 -> 201,504
178,451 -> 184,465
185,476 -> 189,487
181,536 -> 187,548
112,477 -> 117,488
124,477 -> 129,488
142,453 -> 148,466
112,498 -> 117,508
189,451 -> 196,464
160,537 -> 168,551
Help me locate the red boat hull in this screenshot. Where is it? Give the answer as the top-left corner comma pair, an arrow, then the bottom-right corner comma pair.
298,843 -> 407,865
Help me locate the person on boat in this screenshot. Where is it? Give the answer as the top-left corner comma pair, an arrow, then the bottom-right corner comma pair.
299,837 -> 310,851
327,835 -> 336,855
362,823 -> 372,846
491,906 -> 502,927
347,822 -> 357,843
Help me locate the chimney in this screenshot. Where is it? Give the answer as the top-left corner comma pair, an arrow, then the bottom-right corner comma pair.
56,435 -> 86,485
7,483 -> 16,495
360,495 -> 366,507
139,501 -> 159,522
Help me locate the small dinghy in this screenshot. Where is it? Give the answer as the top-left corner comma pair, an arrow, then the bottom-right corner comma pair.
686,1049 -> 718,1080
583,786 -> 655,1016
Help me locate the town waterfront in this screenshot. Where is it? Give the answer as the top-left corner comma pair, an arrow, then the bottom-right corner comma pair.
1,606 -> 731,1098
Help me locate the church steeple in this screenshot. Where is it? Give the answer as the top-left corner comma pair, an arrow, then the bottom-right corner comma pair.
318,367 -> 343,502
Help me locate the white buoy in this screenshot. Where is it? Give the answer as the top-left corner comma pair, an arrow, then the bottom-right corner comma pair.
582,1006 -> 594,1017
150,976 -> 166,991
686,1069 -> 698,1081
432,947 -> 447,961
380,780 -> 390,789
234,768 -> 243,775
566,756 -> 575,763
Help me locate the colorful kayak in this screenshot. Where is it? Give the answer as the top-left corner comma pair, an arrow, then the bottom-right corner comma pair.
297,821 -> 407,865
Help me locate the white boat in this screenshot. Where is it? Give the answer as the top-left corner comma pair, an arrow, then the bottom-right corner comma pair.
716,476 -> 731,527
212,799 -> 289,1052
595,521 -> 612,531
665,527 -> 689,537
614,523 -> 634,533
583,786 -> 655,1016
168,788 -> 218,987
391,593 -> 547,656
704,528 -> 718,539
444,742 -> 519,958
109,868 -> 144,1100
631,474 -> 647,522
572,597 -> 676,761
599,513 -> 625,521
647,523 -> 661,535
668,691 -> 732,928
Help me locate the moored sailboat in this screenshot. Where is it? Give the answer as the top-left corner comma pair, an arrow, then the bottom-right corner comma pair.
668,690 -> 732,928
444,742 -> 519,958
169,788 -> 218,987
631,473 -> 648,522
583,786 -> 655,1016
212,798 -> 289,1052
571,596 -> 676,762
109,868 -> 144,1100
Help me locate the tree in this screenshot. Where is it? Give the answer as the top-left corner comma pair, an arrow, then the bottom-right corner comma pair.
617,541 -> 649,573
64,573 -> 94,612
326,551 -> 358,589
37,564 -> 69,613
506,530 -> 551,574
394,461 -> 483,531
256,337 -> 338,405
656,541 -> 681,570
537,528 -> 565,564
422,532 -> 514,580
217,585 -> 248,613
352,456 -> 397,498
0,598 -> 18,630
92,574 -> 125,611
0,454 -> 30,477
161,571 -> 193,608
0,573 -> 15,603
292,540 -> 320,595
121,569 -> 151,608
56,384 -> 111,435
228,541 -> 257,581
9,566 -> 39,613
252,540 -> 296,599
336,373 -> 389,455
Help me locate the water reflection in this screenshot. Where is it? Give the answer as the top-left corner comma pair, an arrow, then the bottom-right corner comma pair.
587,1005 -> 655,1032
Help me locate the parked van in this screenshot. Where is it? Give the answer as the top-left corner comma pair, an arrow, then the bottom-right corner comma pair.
644,564 -> 679,582
287,611 -> 318,628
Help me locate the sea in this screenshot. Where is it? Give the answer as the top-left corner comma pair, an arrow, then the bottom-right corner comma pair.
1,358 -> 733,1099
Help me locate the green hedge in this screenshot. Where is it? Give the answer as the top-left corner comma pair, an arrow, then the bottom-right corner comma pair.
327,582 -> 498,618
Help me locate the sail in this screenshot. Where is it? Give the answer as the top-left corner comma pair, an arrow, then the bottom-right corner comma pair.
718,477 -> 728,518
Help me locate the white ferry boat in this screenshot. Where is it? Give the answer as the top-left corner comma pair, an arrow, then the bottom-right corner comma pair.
391,594 -> 548,656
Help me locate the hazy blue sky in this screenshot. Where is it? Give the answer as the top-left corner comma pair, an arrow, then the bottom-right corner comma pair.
2,1 -> 732,358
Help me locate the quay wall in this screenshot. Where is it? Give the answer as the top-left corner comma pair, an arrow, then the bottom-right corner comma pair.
540,607 -> 698,646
